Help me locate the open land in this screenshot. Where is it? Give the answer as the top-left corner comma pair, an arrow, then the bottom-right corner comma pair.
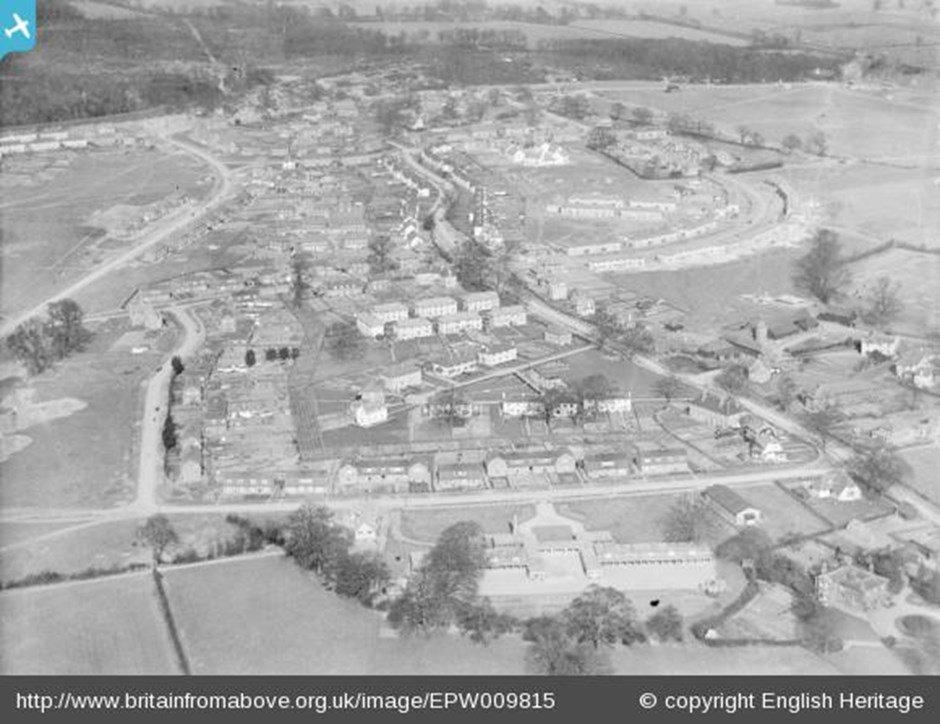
0,572 -> 178,674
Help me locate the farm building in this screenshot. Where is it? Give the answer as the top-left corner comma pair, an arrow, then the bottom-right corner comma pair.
702,485 -> 761,527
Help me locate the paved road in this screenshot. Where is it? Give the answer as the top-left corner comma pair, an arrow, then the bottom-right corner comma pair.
133,306 -> 205,513
0,135 -> 234,338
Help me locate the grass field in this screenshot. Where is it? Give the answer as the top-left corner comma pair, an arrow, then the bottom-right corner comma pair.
899,445 -> 940,506
399,504 -> 536,543
165,555 -> 527,674
0,572 -> 178,674
736,484 -> 830,541
0,318 -> 177,510
0,512 -> 251,584
0,147 -> 212,319
850,249 -> 940,334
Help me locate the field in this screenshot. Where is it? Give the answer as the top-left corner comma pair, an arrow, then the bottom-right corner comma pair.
569,19 -> 748,45
0,147 -> 212,319
0,318 -> 177,510
899,444 -> 940,506
735,484 -> 830,541
0,572 -> 178,674
0,512 -> 253,584
399,504 -> 536,543
164,555 -> 527,674
558,493 -> 731,545
850,248 -> 940,334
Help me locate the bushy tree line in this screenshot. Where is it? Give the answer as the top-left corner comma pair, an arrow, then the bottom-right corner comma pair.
5,300 -> 92,376
282,505 -> 390,607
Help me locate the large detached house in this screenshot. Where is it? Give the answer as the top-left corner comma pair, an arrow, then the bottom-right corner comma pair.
686,392 -> 745,428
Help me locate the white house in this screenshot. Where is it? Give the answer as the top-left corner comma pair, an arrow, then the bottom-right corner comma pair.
428,352 -> 478,378
437,311 -> 483,335
544,327 -> 572,346
462,291 -> 500,313
356,313 -> 385,338
860,332 -> 901,358
394,317 -> 434,340
487,305 -> 527,328
500,395 -> 545,418
371,301 -> 410,324
381,363 -> 423,393
478,345 -> 517,367
413,296 -> 458,318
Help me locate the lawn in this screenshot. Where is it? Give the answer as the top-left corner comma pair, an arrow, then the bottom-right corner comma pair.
0,147 -> 212,319
850,249 -> 940,334
0,572 -> 178,674
736,484 -> 830,542
559,493 -> 705,544
164,555 -> 527,674
0,512 -> 253,584
899,445 -> 940,506
399,503 -> 536,543
0,318 -> 177,510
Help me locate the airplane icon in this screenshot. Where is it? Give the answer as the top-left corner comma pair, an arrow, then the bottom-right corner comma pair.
4,13 -> 30,40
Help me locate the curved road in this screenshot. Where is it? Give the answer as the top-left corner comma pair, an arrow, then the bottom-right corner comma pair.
0,135 -> 234,338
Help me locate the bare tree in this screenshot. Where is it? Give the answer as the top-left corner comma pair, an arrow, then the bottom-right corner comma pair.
792,229 -> 851,304
860,276 -> 903,328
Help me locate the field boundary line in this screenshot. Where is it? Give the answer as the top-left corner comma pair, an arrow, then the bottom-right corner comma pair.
152,568 -> 192,676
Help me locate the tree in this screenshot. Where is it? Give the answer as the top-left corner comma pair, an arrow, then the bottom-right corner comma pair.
326,320 -> 365,360
245,349 -> 256,367
775,374 -> 798,412
805,131 -> 828,156
609,101 -> 626,121
265,348 -> 278,362
715,364 -> 749,395
367,235 -> 399,276
631,106 -> 653,126
46,299 -> 92,359
291,254 -> 309,308
573,374 -> 617,422
562,585 -> 643,648
431,388 -> 469,430
781,134 -> 803,153
162,413 -> 178,451
586,126 -> 616,151
618,324 -> 655,359
646,604 -> 684,642
660,494 -> 712,543
799,403 -> 844,451
860,276 -> 903,328
170,355 -> 185,376
137,514 -> 179,565
334,552 -> 390,606
456,598 -> 517,645
283,505 -> 352,579
792,229 -> 851,304
422,214 -> 436,233
736,124 -> 752,144
654,374 -> 684,404
715,527 -> 774,564
453,241 -> 493,292
795,599 -> 843,654
748,131 -> 765,147
539,386 -> 576,427
6,318 -> 54,375
846,448 -> 909,496
277,347 -> 291,361
592,307 -> 622,351
526,622 -> 612,675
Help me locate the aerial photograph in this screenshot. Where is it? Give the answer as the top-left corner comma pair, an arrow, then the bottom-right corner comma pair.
1,0 -> 939,678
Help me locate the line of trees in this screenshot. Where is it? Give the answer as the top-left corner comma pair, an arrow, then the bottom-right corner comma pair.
5,299 -> 92,376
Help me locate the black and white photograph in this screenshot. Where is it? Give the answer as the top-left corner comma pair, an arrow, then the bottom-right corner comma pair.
1,0 -> 940,688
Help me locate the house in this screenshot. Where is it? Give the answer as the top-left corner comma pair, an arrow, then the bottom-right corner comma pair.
818,307 -> 857,327
633,442 -> 688,475
371,301 -> 410,324
413,296 -> 458,318
355,522 -> 379,545
815,564 -> 891,612
437,311 -> 483,335
895,347 -> 940,389
487,305 -> 527,328
573,294 -> 595,317
356,313 -> 385,339
486,449 -> 577,479
702,485 -> 761,527
427,351 -> 478,378
860,332 -> 900,358
394,317 -> 433,340
350,382 -> 388,427
805,473 -> 862,502
462,291 -> 500,313
436,462 -> 488,491
179,450 -> 202,485
686,392 -> 745,428
698,339 -> 749,364
500,395 -> 545,418
590,395 -> 633,414
583,451 -> 632,480
381,363 -> 422,393
337,458 -> 429,494
544,328 -> 573,346
475,344 -> 515,368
